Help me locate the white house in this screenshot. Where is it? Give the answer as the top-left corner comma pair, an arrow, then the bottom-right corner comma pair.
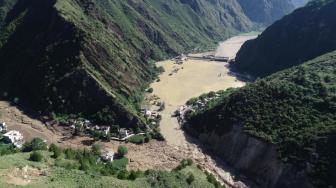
145,110 -> 152,117
101,126 -> 110,135
3,130 -> 24,148
101,151 -> 114,162
119,128 -> 130,138
0,122 -> 7,132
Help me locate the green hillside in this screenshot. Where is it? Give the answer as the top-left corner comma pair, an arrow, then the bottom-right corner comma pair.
185,51 -> 336,187
0,145 -> 221,188
235,0 -> 336,78
0,0 -> 253,126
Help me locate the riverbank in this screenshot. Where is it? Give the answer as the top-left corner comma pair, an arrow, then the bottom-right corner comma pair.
147,34 -> 257,187
151,34 -> 256,147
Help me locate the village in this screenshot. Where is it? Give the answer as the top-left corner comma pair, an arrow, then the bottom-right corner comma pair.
174,91 -> 225,126
0,94 -> 165,163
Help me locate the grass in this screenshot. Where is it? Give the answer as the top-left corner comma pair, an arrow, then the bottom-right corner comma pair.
127,134 -> 146,144
0,151 -> 219,188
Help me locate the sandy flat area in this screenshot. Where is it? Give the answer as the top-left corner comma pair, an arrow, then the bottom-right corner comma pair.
151,34 -> 257,147
215,35 -> 257,58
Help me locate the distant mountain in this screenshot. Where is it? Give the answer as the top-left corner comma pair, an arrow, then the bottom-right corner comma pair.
234,0 -> 336,78
292,0 -> 310,7
185,51 -> 336,187
237,0 -> 295,25
0,0 -> 253,125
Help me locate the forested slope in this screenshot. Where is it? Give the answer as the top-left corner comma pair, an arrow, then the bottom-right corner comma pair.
185,51 -> 336,187
235,0 -> 336,78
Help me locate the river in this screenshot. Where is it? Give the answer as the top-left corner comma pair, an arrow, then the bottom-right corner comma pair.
147,34 -> 258,187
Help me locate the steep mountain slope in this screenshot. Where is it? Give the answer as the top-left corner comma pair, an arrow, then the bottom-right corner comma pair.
185,51 -> 336,187
0,0 -> 17,29
237,0 -> 295,25
0,0 -> 253,125
234,0 -> 336,78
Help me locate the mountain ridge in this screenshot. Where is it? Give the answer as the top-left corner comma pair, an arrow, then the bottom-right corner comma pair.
234,0 -> 336,78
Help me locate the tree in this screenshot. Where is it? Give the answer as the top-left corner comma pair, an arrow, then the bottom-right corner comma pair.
29,151 -> 43,162
118,145 -> 128,157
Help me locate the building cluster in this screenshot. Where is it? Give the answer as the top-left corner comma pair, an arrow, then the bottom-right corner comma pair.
100,150 -> 115,162
1,122 -> 24,148
69,119 -> 133,139
141,95 -> 163,127
175,93 -> 221,125
172,54 -> 188,64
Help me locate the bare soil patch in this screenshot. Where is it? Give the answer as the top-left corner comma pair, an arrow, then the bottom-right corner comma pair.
0,165 -> 45,186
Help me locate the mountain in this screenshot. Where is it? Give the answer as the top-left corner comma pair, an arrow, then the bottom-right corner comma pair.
237,0 -> 295,25
0,0 -> 253,126
184,51 -> 336,187
234,0 -> 336,78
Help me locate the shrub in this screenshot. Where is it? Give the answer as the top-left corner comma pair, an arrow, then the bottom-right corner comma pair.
181,159 -> 193,167
147,88 -> 154,93
186,173 -> 195,184
91,143 -> 101,156
49,143 -> 57,152
29,151 -> 43,162
79,159 -> 90,171
186,158 -> 193,166
151,130 -> 165,141
112,157 -> 128,171
117,170 -> 129,179
30,138 -> 47,151
52,146 -> 62,159
174,159 -> 193,171
127,135 -> 145,144
64,148 -> 76,160
117,145 -> 128,157
0,143 -> 18,156
144,136 -> 150,143
128,170 -> 139,180
23,138 -> 47,152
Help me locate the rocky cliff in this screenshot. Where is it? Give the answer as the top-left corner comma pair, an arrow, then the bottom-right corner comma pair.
195,125 -> 313,188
